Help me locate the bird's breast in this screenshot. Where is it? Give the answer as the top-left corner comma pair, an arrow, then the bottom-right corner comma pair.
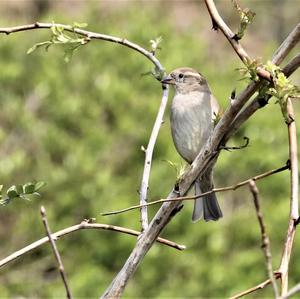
170,92 -> 213,163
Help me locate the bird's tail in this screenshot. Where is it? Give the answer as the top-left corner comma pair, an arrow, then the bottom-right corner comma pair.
192,170 -> 222,222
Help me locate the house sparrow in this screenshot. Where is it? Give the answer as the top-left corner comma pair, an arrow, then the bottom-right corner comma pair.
161,67 -> 222,222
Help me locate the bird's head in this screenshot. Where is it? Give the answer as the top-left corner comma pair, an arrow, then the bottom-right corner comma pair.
161,67 -> 209,94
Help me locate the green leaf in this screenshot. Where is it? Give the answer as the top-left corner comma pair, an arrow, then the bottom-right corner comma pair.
34,181 -> 46,192
23,182 -> 35,194
16,184 -> 23,195
6,186 -> 19,199
73,22 -> 88,28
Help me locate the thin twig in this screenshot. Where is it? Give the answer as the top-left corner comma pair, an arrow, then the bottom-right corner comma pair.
139,86 -> 169,231
204,0 -> 271,81
280,282 -> 300,299
40,206 -> 73,299
101,163 -> 289,216
249,181 -> 279,298
0,22 -> 164,72
278,98 -> 299,295
0,221 -> 185,269
230,273 -> 281,299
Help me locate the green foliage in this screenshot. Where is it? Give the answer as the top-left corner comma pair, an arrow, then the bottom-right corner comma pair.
0,181 -> 46,206
232,0 -> 256,40
27,23 -> 89,62
264,61 -> 300,123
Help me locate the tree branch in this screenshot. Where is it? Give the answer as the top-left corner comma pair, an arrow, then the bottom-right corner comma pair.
0,22 -> 171,241
230,274 -> 281,299
0,22 -> 164,72
139,86 -> 168,231
272,23 -> 300,65
280,282 -> 300,299
224,53 -> 300,144
101,163 -> 289,216
40,206 -> 73,299
249,181 -> 279,298
204,0 -> 271,81
0,221 -> 185,269
278,98 -> 299,295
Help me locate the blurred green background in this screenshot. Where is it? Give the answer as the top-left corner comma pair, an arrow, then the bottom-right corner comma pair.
0,0 -> 299,298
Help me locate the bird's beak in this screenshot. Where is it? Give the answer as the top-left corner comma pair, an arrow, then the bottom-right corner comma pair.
161,75 -> 175,85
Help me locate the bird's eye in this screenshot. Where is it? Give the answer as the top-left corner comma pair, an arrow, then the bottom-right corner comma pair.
178,73 -> 184,79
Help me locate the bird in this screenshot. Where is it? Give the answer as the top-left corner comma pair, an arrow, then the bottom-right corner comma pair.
161,67 -> 222,222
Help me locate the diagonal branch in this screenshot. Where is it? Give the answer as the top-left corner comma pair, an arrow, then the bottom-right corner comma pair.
230,274 -> 281,299
280,282 -> 300,299
249,181 -> 279,298
204,0 -> 271,81
0,221 -> 185,269
40,206 -> 73,299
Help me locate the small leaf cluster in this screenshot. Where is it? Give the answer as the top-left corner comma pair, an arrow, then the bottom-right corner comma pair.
237,58 -> 261,82
27,22 -> 89,62
232,0 -> 255,41
265,61 -> 300,123
0,181 -> 46,206
149,36 -> 162,55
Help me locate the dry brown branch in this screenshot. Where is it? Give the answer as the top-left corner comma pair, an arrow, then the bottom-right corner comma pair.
101,163 -> 289,216
0,221 -> 185,269
230,273 -> 281,299
278,98 -> 299,295
40,206 -> 73,299
204,0 -> 271,81
249,181 -> 279,298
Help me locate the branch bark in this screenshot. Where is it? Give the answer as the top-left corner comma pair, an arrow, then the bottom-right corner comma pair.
0,221 -> 185,269
101,163 -> 289,216
41,206 -> 73,299
139,86 -> 168,231
249,181 -> 279,298
278,98 -> 299,295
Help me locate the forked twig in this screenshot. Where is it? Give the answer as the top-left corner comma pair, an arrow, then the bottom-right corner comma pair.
40,206 -> 73,299
249,181 -> 279,298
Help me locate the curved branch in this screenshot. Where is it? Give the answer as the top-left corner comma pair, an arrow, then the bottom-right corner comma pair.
0,22 -> 170,235
0,221 -> 186,269
0,22 -> 164,72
